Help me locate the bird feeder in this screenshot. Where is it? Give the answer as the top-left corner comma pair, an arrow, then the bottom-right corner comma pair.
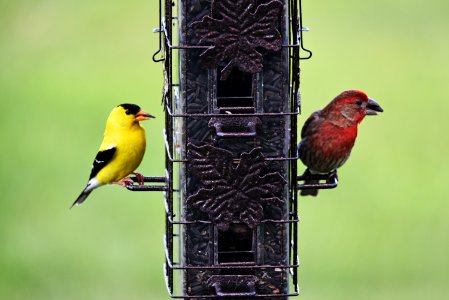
125,0 -> 336,298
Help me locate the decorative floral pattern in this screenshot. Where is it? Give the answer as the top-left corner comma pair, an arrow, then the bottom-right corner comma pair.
187,143 -> 286,231
191,0 -> 283,80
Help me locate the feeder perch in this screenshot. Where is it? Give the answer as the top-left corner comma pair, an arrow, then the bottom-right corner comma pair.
297,169 -> 338,191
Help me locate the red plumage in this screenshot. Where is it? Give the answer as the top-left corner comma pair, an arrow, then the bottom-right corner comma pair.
298,90 -> 383,196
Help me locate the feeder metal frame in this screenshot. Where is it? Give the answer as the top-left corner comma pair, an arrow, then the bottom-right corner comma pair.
124,0 -> 330,298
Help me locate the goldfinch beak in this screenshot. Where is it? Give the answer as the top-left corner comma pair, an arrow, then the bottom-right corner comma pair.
135,110 -> 155,121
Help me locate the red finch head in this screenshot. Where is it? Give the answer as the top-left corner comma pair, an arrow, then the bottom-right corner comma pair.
321,90 -> 383,127
298,90 -> 383,196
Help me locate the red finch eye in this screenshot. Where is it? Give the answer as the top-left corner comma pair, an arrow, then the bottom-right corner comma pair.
355,100 -> 363,106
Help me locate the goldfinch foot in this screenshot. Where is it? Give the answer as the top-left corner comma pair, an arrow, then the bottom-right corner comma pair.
133,172 -> 145,185
113,177 -> 134,187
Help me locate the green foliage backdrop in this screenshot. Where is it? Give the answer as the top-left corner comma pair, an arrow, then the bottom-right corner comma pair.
1,0 -> 448,299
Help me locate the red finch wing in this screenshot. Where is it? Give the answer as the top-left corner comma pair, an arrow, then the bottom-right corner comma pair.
301,110 -> 322,139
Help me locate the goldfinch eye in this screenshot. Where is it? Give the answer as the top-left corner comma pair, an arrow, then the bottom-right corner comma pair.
355,100 -> 363,106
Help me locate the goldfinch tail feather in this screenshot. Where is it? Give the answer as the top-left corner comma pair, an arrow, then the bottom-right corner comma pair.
71,178 -> 100,209
71,190 -> 93,208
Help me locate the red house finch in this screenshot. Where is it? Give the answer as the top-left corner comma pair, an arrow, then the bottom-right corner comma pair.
298,90 -> 383,196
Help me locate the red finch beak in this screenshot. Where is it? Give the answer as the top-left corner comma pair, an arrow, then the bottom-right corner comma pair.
365,98 -> 384,116
135,110 -> 155,121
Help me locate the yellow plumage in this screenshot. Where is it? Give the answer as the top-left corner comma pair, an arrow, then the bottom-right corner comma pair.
96,108 -> 146,184
72,104 -> 154,208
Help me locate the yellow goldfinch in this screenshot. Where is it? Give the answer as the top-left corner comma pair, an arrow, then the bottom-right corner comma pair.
71,103 -> 155,208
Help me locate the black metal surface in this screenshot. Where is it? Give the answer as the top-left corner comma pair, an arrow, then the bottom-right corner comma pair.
208,275 -> 257,296
288,0 -> 300,290
172,0 -> 296,297
147,0 -> 315,298
209,115 -> 261,137
191,0 -> 283,80
186,144 -> 286,231
163,0 -> 174,295
166,104 -> 300,117
152,0 -> 164,62
298,0 -> 312,59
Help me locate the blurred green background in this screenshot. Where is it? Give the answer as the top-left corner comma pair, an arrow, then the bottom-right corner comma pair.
1,0 -> 448,299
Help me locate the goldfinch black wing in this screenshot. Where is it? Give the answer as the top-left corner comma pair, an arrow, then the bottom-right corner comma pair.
71,146 -> 117,208
89,147 -> 116,179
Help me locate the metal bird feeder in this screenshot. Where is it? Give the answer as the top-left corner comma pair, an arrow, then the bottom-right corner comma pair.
125,0 -> 337,298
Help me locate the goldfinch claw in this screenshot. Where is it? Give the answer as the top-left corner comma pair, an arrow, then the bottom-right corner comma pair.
133,172 -> 145,186
113,177 -> 134,187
